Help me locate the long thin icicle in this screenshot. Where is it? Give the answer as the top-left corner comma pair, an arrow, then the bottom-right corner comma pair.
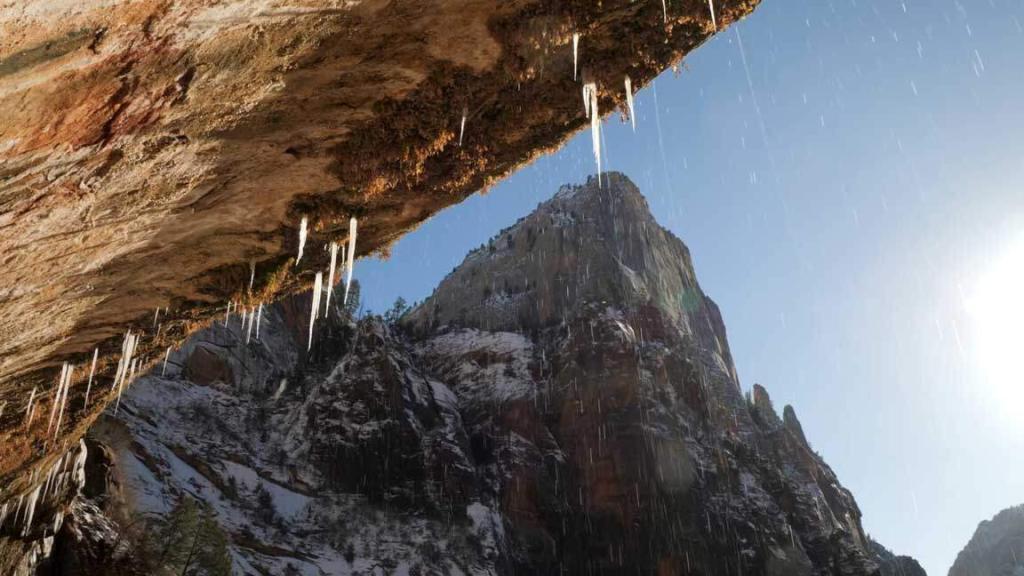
24,387 -> 36,426
162,346 -> 171,376
344,217 -> 358,304
296,216 -> 308,265
308,272 -> 323,350
572,32 -> 580,80
47,364 -> 68,433
249,260 -> 256,292
624,76 -> 636,132
662,0 -> 668,23
585,82 -> 602,185
256,303 -> 263,340
84,348 -> 98,408
326,241 -> 339,315
54,363 -> 73,441
707,0 -> 717,30
246,306 -> 255,343
114,331 -> 137,415
459,108 -> 468,147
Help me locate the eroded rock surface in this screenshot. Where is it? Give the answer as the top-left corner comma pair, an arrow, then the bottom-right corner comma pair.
0,0 -> 760,510
13,174 -> 926,575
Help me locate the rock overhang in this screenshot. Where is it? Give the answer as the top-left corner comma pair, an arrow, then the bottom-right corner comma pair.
0,0 -> 761,500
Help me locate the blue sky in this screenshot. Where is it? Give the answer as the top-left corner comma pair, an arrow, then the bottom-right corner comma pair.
357,0 -> 1024,572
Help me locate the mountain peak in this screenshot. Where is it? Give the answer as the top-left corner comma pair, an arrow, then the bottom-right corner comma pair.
407,174 -> 735,374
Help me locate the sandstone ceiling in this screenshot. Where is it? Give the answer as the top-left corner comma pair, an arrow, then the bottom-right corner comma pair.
0,0 -> 758,498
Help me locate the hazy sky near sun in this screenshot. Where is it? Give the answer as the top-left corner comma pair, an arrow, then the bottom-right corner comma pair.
357,0 -> 1024,573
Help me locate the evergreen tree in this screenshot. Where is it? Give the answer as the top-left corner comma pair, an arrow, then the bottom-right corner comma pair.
150,496 -> 232,576
343,279 -> 361,318
384,296 -> 409,324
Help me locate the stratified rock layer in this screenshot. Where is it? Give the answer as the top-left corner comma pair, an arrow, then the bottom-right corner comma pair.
13,173 -> 926,575
0,0 -> 759,512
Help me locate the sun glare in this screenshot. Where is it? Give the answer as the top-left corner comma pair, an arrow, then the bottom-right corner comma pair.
966,233 -> 1024,417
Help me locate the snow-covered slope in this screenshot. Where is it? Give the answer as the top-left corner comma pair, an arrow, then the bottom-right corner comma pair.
57,173 -> 923,575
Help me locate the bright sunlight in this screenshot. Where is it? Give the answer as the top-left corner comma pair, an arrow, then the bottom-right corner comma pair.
966,232 -> 1024,418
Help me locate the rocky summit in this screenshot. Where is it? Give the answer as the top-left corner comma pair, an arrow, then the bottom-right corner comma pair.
2,174 -> 924,574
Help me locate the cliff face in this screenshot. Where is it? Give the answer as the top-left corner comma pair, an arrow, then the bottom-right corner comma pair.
949,505 -> 1024,576
5,174 -> 919,574
0,0 -> 760,507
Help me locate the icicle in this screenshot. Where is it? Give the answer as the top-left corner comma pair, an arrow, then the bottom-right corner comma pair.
661,0 -> 668,23
152,308 -> 160,328
84,348 -> 98,408
162,346 -> 171,376
624,76 -> 636,132
224,301 -> 233,327
344,217 -> 357,304
582,83 -> 594,118
572,32 -> 580,80
71,440 -> 88,489
308,272 -> 323,350
21,485 -> 42,537
256,303 -> 263,340
113,332 -> 137,415
326,241 -> 339,315
54,363 -> 74,441
246,306 -> 255,343
459,108 -> 468,147
296,216 -> 308,265
47,364 -> 69,433
708,0 -> 717,31
585,82 -> 602,185
24,387 -> 36,425
249,260 -> 256,292
0,400 -> 5,421
240,307 -> 248,337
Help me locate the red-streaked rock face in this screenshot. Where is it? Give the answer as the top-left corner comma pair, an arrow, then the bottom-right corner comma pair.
0,0 -> 760,503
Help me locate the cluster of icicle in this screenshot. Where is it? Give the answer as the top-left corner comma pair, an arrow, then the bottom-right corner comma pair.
0,440 -> 87,538
112,330 -> 141,415
305,216 -> 358,351
568,0 -> 721,182
572,35 -> 641,186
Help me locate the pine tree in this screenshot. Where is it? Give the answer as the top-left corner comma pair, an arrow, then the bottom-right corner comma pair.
150,496 -> 232,576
